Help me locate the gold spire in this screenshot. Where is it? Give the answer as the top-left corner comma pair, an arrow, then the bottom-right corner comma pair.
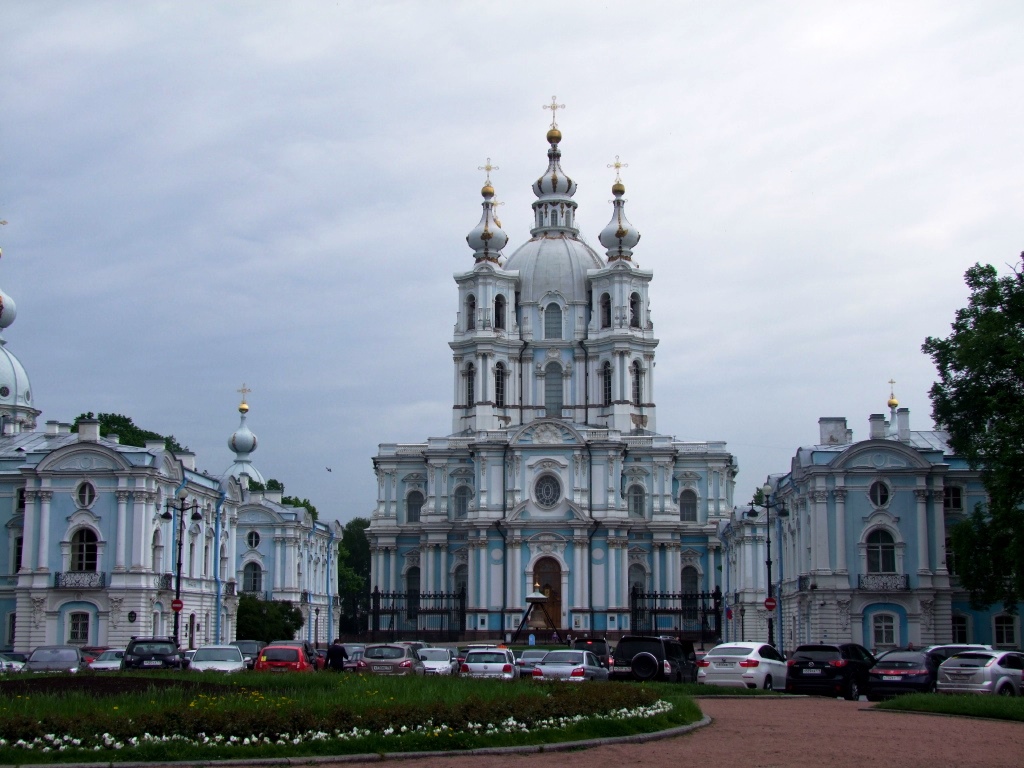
237,383 -> 251,413
888,378 -> 899,408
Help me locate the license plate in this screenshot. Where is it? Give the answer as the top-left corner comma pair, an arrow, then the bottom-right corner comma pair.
883,675 -> 901,681
613,665 -> 630,672
802,668 -> 822,675
716,662 -> 734,667
373,665 -> 390,672
142,660 -> 162,667
271,667 -> 287,672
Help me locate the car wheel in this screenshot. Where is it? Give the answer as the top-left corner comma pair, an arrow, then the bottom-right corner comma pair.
763,675 -> 773,691
844,678 -> 860,701
997,683 -> 1015,696
630,652 -> 660,681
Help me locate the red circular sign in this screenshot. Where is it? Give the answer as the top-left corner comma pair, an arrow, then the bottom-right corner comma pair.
171,599 -> 184,612
726,608 -> 733,620
764,597 -> 777,611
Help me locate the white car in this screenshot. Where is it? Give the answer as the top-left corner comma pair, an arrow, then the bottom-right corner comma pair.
88,649 -> 125,671
0,653 -> 25,673
460,647 -> 518,679
189,645 -> 246,673
696,642 -> 788,691
418,647 -> 459,675
937,651 -> 1024,696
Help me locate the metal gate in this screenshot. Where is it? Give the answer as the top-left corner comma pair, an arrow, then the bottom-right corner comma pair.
368,587 -> 466,642
629,585 -> 723,644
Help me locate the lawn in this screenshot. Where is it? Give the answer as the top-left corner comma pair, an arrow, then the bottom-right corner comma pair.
0,671 -> 703,764
874,692 -> 1024,722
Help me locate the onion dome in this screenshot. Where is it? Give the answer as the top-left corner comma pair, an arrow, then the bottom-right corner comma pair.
465,173 -> 509,263
598,160 -> 641,261
887,380 -> 899,409
225,389 -> 266,485
0,254 -> 38,433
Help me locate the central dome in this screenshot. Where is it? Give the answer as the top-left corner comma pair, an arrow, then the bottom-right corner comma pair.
504,234 -> 603,304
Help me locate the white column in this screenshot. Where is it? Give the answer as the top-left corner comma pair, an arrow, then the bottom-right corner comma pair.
389,546 -> 398,593
36,490 -> 52,572
115,490 -> 128,570
512,539 -> 522,607
932,490 -> 948,575
607,537 -> 618,608
834,489 -> 848,573
916,489 -> 930,573
21,490 -> 37,572
274,537 -> 283,590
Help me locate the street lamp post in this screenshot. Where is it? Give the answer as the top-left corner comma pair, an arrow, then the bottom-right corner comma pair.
314,607 -> 320,649
162,489 -> 202,647
747,482 -> 789,648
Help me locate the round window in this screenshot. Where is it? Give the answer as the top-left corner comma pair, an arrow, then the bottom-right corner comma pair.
247,531 -> 261,549
77,482 -> 96,507
535,475 -> 561,508
0,386 -> 9,398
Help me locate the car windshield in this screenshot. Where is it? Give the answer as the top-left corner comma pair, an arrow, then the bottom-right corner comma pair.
365,646 -> 405,660
194,648 -> 242,662
543,651 -> 583,664
96,650 -> 124,661
709,645 -> 754,657
793,646 -> 841,661
466,652 -> 508,664
876,652 -> 929,666
521,651 -> 547,660
262,648 -> 299,662
418,649 -> 450,661
947,653 -> 995,666
234,642 -> 261,654
30,649 -> 78,662
133,643 -> 177,655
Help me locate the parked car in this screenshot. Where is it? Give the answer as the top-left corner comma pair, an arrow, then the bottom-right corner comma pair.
184,649 -> 197,666
359,643 -> 425,676
231,639 -> 267,669
696,642 -> 788,691
343,648 -> 364,672
88,648 -> 125,672
266,640 -> 322,670
26,645 -> 84,673
254,644 -> 316,673
785,643 -> 875,700
121,637 -> 187,671
531,650 -> 609,682
570,637 -> 614,668
866,650 -> 942,700
515,649 -> 549,675
0,652 -> 26,673
80,646 -> 109,665
460,647 -> 518,680
922,644 -> 994,663
418,647 -> 459,675
190,645 -> 246,673
937,651 -> 1024,696
0,651 -> 28,664
609,635 -> 696,683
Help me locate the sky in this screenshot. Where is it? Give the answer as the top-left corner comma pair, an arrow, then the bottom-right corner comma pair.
2,2 -> 1022,525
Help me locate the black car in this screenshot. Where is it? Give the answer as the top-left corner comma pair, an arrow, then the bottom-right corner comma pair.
231,639 -> 267,670
121,636 -> 188,671
866,650 -> 941,700
785,643 -> 875,700
610,635 -> 696,683
571,637 -> 613,668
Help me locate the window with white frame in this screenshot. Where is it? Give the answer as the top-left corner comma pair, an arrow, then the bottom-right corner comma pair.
628,563 -> 646,593
6,613 -> 14,646
943,486 -> 963,512
631,361 -> 643,406
602,361 -> 612,406
681,566 -> 699,594
246,531 -> 260,549
627,485 -> 645,518
407,491 -> 423,523
68,612 -> 89,644
12,535 -> 22,574
866,529 -> 896,573
466,295 -> 476,331
70,529 -> 98,572
995,615 -> 1016,647
494,295 -> 506,330
243,562 -> 263,593
629,293 -> 641,328
16,488 -> 25,513
951,615 -> 968,643
494,362 -> 506,408
466,363 -> 476,407
680,490 -> 698,522
544,362 -> 563,417
453,486 -> 471,519
544,303 -> 562,339
77,482 -> 96,508
872,614 -> 896,647
869,481 -> 889,507
600,293 -> 611,328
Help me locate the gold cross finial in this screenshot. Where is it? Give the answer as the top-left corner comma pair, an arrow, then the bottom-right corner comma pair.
543,96 -> 565,128
888,378 -> 896,396
491,197 -> 505,227
607,155 -> 628,183
478,157 -> 499,184
237,383 -> 252,404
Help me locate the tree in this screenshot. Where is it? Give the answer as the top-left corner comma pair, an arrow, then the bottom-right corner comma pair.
235,595 -> 304,643
338,518 -> 371,633
73,412 -> 186,453
922,258 -> 1024,610
282,496 -> 318,521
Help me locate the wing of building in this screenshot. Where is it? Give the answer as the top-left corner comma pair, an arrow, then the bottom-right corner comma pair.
721,398 -> 1022,654
0,265 -> 341,652
369,119 -> 735,642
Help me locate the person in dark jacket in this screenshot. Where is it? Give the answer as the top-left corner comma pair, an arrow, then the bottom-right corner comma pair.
326,639 -> 349,671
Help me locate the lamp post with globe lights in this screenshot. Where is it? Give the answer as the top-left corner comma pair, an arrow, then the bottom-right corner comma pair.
746,482 -> 789,648
162,489 -> 203,647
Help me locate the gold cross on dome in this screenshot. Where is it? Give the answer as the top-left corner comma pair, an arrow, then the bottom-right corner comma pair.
478,158 -> 499,184
888,378 -> 896,395
237,383 -> 252,404
543,96 -> 566,128
491,198 -> 505,227
607,155 -> 628,183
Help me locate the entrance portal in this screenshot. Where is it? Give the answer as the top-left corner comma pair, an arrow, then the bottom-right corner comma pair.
530,557 -> 562,630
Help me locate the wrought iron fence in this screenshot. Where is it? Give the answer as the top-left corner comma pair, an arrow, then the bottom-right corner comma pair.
224,581 -> 236,596
629,585 -> 722,643
54,572 -> 106,589
157,573 -> 173,591
368,587 -> 466,642
858,573 -> 909,591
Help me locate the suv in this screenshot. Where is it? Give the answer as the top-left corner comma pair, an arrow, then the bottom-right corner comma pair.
121,636 -> 187,671
610,635 -> 696,683
571,637 -> 614,668
785,643 -> 875,700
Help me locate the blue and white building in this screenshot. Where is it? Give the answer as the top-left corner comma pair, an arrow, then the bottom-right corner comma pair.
369,118 -> 736,638
722,396 -> 1022,655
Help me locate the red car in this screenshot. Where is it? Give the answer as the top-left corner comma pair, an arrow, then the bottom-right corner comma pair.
253,644 -> 316,673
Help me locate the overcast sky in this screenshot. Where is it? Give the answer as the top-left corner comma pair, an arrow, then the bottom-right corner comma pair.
2,2 -> 1022,525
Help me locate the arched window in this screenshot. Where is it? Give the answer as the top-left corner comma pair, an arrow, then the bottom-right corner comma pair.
680,490 -> 698,522
453,486 -> 471,519
70,529 -> 98,572
629,563 -> 647,593
869,481 -> 889,507
466,295 -> 476,330
544,361 -> 563,417
600,293 -> 611,328
406,566 -> 420,619
602,361 -> 613,406
453,564 -> 468,595
494,295 -> 506,330
866,530 -> 896,573
629,293 -> 641,328
628,485 -> 645,517
243,562 -> 263,593
407,491 -> 423,523
465,363 -> 475,407
544,303 -> 562,339
631,360 -> 643,406
681,566 -> 699,594
495,362 -> 506,408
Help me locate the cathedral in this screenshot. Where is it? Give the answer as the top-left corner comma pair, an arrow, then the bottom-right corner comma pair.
369,110 -> 735,639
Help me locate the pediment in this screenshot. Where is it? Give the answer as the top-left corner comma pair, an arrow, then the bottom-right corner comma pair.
511,420 -> 583,447
237,506 -> 283,525
833,441 -> 931,471
38,446 -> 129,473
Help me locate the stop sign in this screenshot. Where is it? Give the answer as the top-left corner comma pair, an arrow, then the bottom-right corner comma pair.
764,596 -> 777,611
171,598 -> 184,613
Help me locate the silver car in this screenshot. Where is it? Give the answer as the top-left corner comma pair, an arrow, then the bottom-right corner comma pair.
361,643 -> 425,676
88,649 -> 125,672
937,651 -> 1024,696
189,645 -> 246,673
418,647 -> 458,675
696,642 -> 789,691
530,650 -> 609,682
460,647 -> 518,679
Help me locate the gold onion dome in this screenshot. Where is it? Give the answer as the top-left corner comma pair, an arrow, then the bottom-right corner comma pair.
481,183 -> 494,198
546,127 -> 562,145
612,180 -> 626,195
888,396 -> 899,408
238,401 -> 249,413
